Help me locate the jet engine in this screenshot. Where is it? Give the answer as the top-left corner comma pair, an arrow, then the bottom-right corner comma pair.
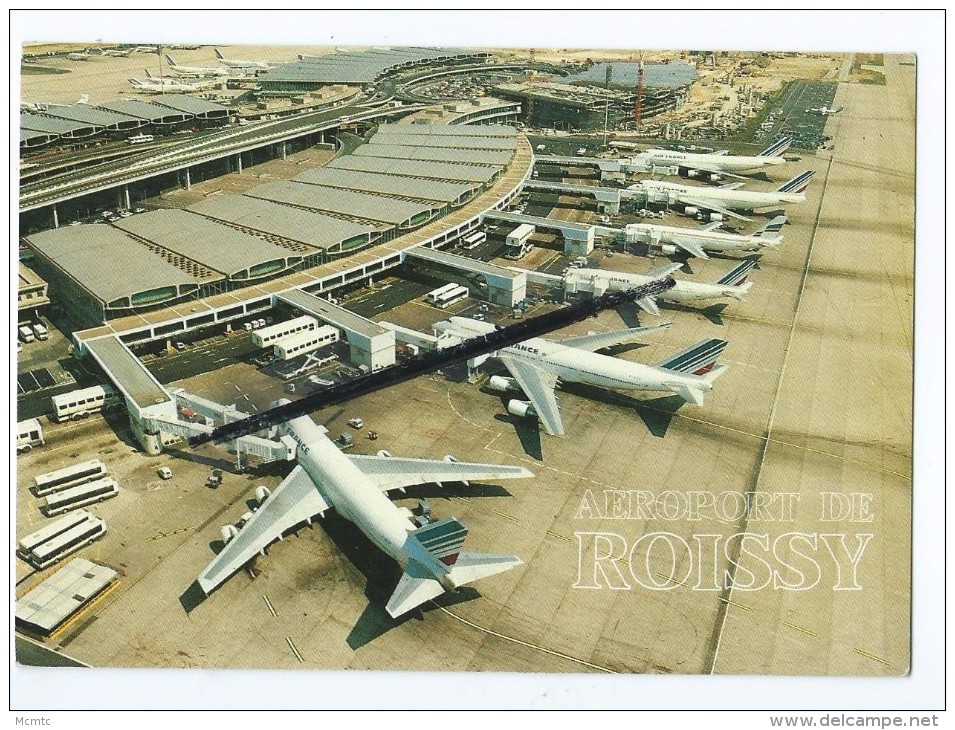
254,485 -> 271,505
507,400 -> 537,418
660,244 -> 678,255
684,206 -> 700,216
220,524 -> 239,543
488,375 -> 519,392
376,449 -> 393,458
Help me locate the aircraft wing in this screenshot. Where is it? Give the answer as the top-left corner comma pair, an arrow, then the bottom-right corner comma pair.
696,221 -> 723,233
499,355 -> 564,437
347,455 -> 533,493
559,322 -> 672,352
667,235 -> 711,259
197,465 -> 329,594
679,197 -> 753,222
646,262 -> 685,279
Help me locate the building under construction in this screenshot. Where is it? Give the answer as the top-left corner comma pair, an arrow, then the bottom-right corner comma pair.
493,80 -> 686,132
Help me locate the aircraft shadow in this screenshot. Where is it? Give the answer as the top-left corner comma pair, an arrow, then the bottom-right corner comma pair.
490,413 -> 543,461
179,581 -> 207,614
562,384 -> 686,438
401,482 -> 513,500
658,301 -> 729,326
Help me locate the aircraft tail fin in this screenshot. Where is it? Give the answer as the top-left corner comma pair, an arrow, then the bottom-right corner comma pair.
776,170 -> 815,194
411,517 -> 468,569
448,552 -> 523,588
759,136 -> 792,157
164,54 -> 177,67
214,48 -> 225,60
715,259 -> 757,287
754,215 -> 788,238
385,562 -> 445,618
657,339 -> 728,375
666,364 -> 730,406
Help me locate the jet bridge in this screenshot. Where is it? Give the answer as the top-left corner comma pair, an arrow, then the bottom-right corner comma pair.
483,211 -> 596,256
523,181 -> 622,214
404,246 -> 527,307
275,289 -> 396,372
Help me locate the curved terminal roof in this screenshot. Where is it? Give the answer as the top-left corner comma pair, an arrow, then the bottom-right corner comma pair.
187,195 -> 380,252
245,181 -> 441,228
259,47 -> 489,85
20,112 -> 101,138
42,104 -> 145,130
370,129 -> 517,151
96,100 -> 190,124
376,123 -> 517,138
114,209 -> 301,279
354,143 -> 513,167
148,95 -> 229,118
25,225 -> 204,308
328,155 -> 498,184
292,167 -> 479,205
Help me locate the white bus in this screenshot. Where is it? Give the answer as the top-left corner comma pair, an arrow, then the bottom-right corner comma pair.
33,459 -> 107,498
426,282 -> 460,304
460,231 -> 487,250
18,510 -> 92,557
43,477 -> 119,516
16,419 -> 45,454
51,384 -> 119,422
273,325 -> 340,361
22,513 -> 108,570
251,316 -> 318,348
434,285 -> 469,309
127,133 -> 154,145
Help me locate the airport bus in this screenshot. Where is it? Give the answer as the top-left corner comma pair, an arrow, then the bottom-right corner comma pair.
17,510 -> 92,558
43,477 -> 119,517
251,316 -> 318,349
460,231 -> 487,250
433,285 -> 469,309
16,419 -> 45,454
51,384 -> 119,422
33,459 -> 107,498
22,513 -> 108,570
426,283 -> 460,304
126,133 -> 154,145
273,325 -> 340,361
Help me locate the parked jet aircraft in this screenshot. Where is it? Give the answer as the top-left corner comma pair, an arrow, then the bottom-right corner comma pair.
214,47 -> 271,70
66,51 -> 92,61
806,105 -> 843,116
101,49 -> 133,57
435,319 -> 728,437
631,171 -> 814,222
165,54 -> 231,77
624,215 -> 787,259
129,70 -> 217,93
631,137 -> 792,181
197,403 -> 534,618
567,259 -> 757,316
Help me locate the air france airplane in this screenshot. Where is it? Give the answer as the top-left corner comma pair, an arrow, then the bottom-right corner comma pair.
625,215 -> 787,259
567,259 -> 757,316
435,319 -> 729,437
633,137 -> 792,181
197,403 -> 534,618
632,171 -> 815,222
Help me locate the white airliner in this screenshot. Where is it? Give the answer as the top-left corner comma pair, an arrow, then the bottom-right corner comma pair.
567,259 -> 757,316
806,105 -> 843,116
165,54 -> 231,78
197,403 -> 534,618
631,171 -> 815,222
435,318 -> 729,437
624,215 -> 787,259
214,48 -> 272,70
129,70 -> 216,93
632,137 -> 792,181
66,51 -> 92,61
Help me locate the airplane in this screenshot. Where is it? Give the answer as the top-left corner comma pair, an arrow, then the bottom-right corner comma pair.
101,48 -> 133,58
434,318 -> 728,437
806,105 -> 843,116
624,215 -> 787,259
214,47 -> 272,70
66,51 -> 92,61
630,171 -> 815,222
566,259 -> 757,316
164,54 -> 231,78
129,69 -> 217,93
197,401 -> 535,619
630,137 -> 792,181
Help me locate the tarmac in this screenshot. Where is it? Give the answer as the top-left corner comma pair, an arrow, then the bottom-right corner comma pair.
14,54 -> 913,676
